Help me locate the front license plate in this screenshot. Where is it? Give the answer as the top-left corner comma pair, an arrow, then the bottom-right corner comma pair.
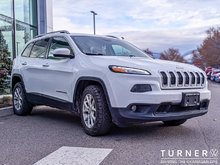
181,92 -> 200,107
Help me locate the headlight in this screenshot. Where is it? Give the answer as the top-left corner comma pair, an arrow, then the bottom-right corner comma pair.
109,65 -> 151,75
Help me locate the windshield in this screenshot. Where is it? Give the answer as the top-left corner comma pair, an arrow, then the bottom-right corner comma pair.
71,36 -> 151,58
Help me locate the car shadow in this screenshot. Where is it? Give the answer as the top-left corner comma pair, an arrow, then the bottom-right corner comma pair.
108,122 -> 194,137
29,106 -> 197,139
30,106 -> 82,127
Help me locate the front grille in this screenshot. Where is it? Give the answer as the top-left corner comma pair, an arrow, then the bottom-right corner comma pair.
184,72 -> 189,85
160,71 -> 205,89
169,72 -> 176,85
195,72 -> 200,84
156,104 -> 200,113
201,72 -> 205,84
161,71 -> 168,85
190,72 -> 195,84
156,100 -> 209,113
177,72 -> 183,85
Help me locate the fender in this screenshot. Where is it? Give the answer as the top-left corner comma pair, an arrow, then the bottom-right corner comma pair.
11,73 -> 25,92
73,76 -> 125,125
73,76 -> 112,111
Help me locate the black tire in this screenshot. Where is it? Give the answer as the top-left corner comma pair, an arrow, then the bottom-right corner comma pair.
80,85 -> 112,136
13,82 -> 33,115
163,119 -> 187,126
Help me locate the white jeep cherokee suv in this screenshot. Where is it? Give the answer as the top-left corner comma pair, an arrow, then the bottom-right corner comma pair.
11,30 -> 211,136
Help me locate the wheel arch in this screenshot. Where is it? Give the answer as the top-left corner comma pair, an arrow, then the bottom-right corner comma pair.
73,77 -> 112,114
11,74 -> 24,92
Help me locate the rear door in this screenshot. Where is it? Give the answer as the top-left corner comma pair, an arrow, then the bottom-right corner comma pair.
19,42 -> 34,91
40,36 -> 75,102
21,38 -> 50,94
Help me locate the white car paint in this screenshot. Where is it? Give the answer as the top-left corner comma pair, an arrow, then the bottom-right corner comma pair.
12,32 -> 211,109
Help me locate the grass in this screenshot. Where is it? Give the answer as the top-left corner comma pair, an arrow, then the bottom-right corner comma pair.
0,96 -> 12,108
0,88 -> 11,95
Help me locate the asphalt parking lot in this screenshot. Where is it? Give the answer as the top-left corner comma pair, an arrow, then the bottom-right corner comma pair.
0,81 -> 220,165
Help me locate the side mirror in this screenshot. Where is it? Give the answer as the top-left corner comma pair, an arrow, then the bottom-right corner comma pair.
53,48 -> 74,59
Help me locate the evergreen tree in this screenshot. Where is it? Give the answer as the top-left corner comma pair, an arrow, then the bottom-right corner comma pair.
0,30 -> 12,93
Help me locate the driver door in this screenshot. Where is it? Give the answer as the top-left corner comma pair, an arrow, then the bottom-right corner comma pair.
40,36 -> 75,102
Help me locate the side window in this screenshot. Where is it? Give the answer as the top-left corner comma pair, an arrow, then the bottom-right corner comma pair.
111,45 -> 131,56
30,38 -> 50,58
48,37 -> 73,59
21,43 -> 34,57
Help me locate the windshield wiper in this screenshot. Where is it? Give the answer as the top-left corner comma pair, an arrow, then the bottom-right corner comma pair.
85,52 -> 104,56
127,55 -> 135,57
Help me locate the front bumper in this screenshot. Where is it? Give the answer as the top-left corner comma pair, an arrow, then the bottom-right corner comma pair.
105,73 -> 211,107
110,100 -> 209,126
104,72 -> 211,126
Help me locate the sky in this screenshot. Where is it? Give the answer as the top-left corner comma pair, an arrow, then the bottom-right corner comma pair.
53,0 -> 220,54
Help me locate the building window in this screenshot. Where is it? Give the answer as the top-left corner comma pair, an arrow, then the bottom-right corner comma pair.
0,15 -> 13,95
15,0 -> 38,55
0,0 -> 38,95
0,0 -> 13,17
15,0 -> 38,26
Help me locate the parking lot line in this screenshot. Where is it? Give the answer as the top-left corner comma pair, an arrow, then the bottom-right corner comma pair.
33,146 -> 112,165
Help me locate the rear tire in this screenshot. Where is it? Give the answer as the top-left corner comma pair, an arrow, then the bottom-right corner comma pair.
13,82 -> 33,115
80,85 -> 112,136
163,119 -> 187,126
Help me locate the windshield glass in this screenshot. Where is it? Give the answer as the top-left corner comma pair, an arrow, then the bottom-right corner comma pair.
71,36 -> 151,58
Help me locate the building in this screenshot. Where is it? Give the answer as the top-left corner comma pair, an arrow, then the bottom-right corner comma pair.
0,0 -> 53,59
0,0 -> 53,95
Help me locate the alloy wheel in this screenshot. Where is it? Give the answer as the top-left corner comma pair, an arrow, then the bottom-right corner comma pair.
82,94 -> 96,128
13,87 -> 23,111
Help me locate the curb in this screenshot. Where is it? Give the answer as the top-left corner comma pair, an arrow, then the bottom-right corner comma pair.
0,106 -> 13,117
0,94 -> 12,99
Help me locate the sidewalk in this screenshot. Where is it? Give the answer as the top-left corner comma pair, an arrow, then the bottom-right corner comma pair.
0,106 -> 13,117
0,94 -> 12,99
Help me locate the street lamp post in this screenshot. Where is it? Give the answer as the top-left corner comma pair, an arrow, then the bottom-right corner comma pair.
90,11 -> 97,35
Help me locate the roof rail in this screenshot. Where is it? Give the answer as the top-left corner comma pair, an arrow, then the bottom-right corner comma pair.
34,30 -> 70,38
105,35 -> 119,39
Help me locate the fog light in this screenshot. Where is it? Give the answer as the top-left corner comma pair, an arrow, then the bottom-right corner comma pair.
131,84 -> 152,93
131,105 -> 137,112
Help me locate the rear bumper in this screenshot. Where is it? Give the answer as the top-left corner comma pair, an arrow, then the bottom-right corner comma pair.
110,100 -> 209,126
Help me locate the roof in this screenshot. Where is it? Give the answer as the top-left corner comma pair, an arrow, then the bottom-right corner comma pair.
35,30 -> 119,40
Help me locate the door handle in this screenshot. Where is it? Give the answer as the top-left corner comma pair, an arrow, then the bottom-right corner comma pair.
42,64 -> 50,67
21,62 -> 27,65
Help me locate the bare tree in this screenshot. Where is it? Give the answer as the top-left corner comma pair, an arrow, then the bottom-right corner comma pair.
192,50 -> 204,68
160,48 -> 188,63
143,48 -> 153,56
195,27 -> 220,67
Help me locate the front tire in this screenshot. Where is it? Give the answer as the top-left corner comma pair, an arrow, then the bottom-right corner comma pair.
13,82 -> 32,115
163,119 -> 187,126
80,85 -> 112,136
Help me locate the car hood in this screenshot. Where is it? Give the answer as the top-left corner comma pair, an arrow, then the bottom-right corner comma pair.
89,56 -> 203,74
